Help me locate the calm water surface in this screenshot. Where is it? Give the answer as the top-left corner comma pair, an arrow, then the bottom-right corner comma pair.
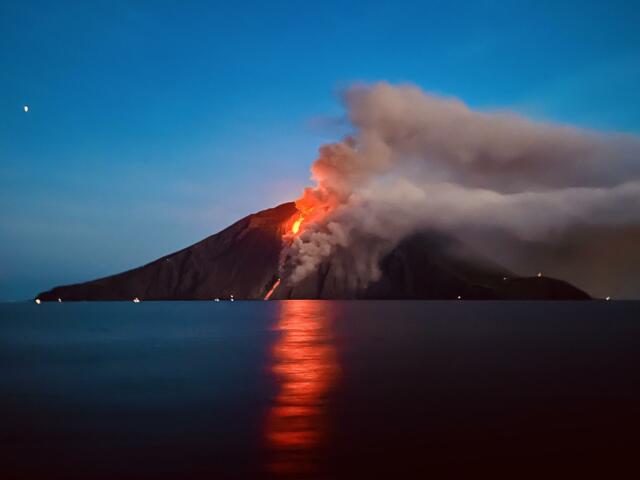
1,301 -> 639,479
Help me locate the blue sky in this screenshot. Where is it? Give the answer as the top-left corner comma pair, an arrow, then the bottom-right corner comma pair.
1,0 -> 639,300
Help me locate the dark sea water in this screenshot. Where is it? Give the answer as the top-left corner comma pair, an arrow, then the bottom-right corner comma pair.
1,301 -> 639,479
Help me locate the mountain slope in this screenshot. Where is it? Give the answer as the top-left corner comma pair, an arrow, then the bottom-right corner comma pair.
36,202 -> 590,301
38,203 -> 297,301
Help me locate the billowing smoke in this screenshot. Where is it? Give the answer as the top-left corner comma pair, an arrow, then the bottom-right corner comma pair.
285,83 -> 640,297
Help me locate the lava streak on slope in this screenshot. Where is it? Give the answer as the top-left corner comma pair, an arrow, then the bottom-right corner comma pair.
264,278 -> 282,300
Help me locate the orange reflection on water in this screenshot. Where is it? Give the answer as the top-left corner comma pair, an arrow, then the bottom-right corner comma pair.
265,300 -> 339,476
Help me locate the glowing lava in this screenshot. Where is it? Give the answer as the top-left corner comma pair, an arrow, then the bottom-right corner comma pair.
284,185 -> 336,239
264,278 -> 281,300
284,212 -> 307,238
291,215 -> 303,235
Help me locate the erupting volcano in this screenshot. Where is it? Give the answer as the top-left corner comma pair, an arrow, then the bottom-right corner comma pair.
36,81 -> 640,302
36,201 -> 590,302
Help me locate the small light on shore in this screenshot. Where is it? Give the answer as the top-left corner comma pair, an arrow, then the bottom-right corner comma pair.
503,276 -> 508,281
35,298 -> 41,305
457,295 -> 462,300
537,272 -> 542,278
133,297 -> 140,303
58,298 -> 62,303
605,296 -> 611,301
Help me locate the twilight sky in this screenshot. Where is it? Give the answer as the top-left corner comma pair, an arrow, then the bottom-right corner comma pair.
1,0 -> 640,300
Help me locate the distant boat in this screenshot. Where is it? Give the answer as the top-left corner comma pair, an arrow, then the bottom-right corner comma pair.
35,298 -> 41,305
133,297 -> 141,303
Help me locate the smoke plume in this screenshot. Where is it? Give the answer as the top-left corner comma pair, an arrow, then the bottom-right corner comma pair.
286,83 -> 640,297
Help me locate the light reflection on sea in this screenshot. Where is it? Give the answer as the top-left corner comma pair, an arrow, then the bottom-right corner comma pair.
265,301 -> 340,477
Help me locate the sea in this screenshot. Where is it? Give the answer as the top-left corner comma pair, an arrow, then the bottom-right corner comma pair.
1,300 -> 639,479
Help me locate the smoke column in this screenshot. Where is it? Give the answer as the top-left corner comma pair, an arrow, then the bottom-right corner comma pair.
285,83 -> 640,297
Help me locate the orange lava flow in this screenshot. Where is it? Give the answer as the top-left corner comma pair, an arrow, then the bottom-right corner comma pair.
291,216 -> 303,235
264,278 -> 281,300
284,186 -> 338,239
264,301 -> 339,475
284,213 -> 305,238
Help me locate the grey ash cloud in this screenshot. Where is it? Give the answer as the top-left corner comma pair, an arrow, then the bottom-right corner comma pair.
286,83 -> 640,297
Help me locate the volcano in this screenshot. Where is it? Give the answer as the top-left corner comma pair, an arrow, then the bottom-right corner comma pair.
36,202 -> 590,301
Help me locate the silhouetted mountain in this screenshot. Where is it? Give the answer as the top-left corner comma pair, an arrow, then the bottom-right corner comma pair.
37,202 -> 590,301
